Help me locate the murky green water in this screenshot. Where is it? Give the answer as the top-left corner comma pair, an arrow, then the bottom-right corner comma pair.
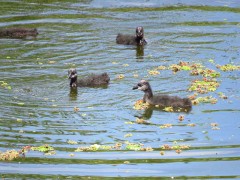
0,0 -> 240,179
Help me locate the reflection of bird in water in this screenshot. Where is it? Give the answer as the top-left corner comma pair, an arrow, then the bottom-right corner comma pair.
133,80 -> 192,110
0,27 -> 38,38
68,68 -> 110,88
69,87 -> 78,101
136,46 -> 144,60
116,26 -> 147,46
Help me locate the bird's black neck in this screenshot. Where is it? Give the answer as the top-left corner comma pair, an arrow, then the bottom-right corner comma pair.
70,77 -> 77,87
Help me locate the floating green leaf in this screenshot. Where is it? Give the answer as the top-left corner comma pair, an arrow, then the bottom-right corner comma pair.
125,143 -> 142,151
217,64 -> 240,71
31,144 -> 55,153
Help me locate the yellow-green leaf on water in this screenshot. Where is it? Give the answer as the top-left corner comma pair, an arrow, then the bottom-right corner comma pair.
48,61 -> 56,64
209,59 -> 214,63
17,102 -> 25,106
67,140 -> 78,145
216,64 -> 240,71
125,143 -> 142,151
148,70 -> 160,75
31,144 -> 55,153
163,106 -> 174,112
16,118 -> 23,122
124,133 -> 133,138
181,66 -> 191,71
125,121 -> 135,125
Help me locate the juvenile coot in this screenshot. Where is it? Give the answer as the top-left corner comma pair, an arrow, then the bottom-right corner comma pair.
68,68 -> 110,87
133,80 -> 192,109
116,26 -> 147,46
0,27 -> 38,38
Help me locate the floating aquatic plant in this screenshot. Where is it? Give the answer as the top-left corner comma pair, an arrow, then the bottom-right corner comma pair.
125,142 -> 143,151
169,61 -> 200,73
211,123 -> 220,130
156,65 -> 167,70
74,142 -> 152,152
160,143 -> 190,154
31,144 -> 55,155
48,61 -> 56,64
100,145 -> 113,151
178,115 -> 184,121
148,70 -> 160,76
160,151 -> 165,155
141,147 -> 154,152
187,123 -> 196,127
160,124 -> 172,129
123,64 -> 129,67
0,150 -> 20,161
133,74 -> 139,78
0,81 -> 12,90
192,96 -> 218,105
67,140 -> 78,145
136,118 -> 151,125
74,107 -> 80,112
124,133 -> 133,138
218,92 -> 228,99
75,144 -> 107,152
69,153 -> 75,157
133,99 -> 150,110
168,61 -> 221,79
17,102 -> 25,106
216,64 -> 240,71
125,121 -> 135,125
161,144 -> 172,150
16,118 -> 23,123
113,142 -> 122,150
163,106 -> 174,112
188,78 -> 220,94
190,68 -> 220,78
188,93 -> 198,100
0,146 -> 31,161
117,74 -> 125,79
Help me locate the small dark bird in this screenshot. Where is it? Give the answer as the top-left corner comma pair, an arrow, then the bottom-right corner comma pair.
116,26 -> 147,46
133,80 -> 192,109
0,27 -> 38,38
68,68 -> 110,87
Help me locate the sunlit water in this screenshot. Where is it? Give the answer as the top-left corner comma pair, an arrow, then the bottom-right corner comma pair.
0,0 -> 240,179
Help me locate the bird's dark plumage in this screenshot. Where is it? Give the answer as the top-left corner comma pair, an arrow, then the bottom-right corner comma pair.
68,68 -> 110,88
0,27 -> 38,38
133,80 -> 192,109
116,26 -> 147,46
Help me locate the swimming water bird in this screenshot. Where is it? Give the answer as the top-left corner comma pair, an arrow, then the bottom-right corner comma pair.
132,80 -> 192,109
68,68 -> 110,87
116,26 -> 147,46
0,27 -> 38,38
